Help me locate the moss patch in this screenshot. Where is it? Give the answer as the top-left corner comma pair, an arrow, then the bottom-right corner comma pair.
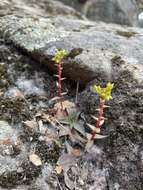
0,98 -> 30,123
0,162 -> 41,188
116,30 -> 137,38
35,141 -> 61,163
111,55 -> 125,67
0,64 -> 10,89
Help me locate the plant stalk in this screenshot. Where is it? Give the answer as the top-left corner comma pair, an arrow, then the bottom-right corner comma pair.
91,98 -> 105,140
75,80 -> 79,106
58,61 -> 63,110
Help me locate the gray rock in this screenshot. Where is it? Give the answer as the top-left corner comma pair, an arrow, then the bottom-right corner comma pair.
0,121 -> 28,182
59,0 -> 143,27
83,0 -> 138,26
0,0 -> 83,19
0,37 -> 59,190
0,15 -> 143,84
0,120 -> 13,141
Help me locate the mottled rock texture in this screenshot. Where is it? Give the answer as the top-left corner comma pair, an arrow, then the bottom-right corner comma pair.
0,14 -> 143,84
59,0 -> 143,26
0,0 -> 143,190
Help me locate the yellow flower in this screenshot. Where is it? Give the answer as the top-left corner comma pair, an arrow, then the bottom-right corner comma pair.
93,82 -> 114,101
52,50 -> 68,64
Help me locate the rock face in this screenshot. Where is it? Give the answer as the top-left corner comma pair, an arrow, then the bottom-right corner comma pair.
1,14 -> 143,84
59,0 -> 143,26
83,0 -> 138,26
0,0 -> 143,190
0,0 -> 83,19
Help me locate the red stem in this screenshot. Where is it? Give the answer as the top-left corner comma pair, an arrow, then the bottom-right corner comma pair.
91,98 -> 105,140
58,61 -> 63,110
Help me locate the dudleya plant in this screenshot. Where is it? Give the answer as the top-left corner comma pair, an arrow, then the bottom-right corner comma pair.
52,50 -> 68,111
52,50 -> 114,149
86,82 -> 114,143
55,82 -> 114,175
52,50 -> 85,140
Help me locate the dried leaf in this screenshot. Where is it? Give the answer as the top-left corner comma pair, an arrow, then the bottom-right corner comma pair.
57,154 -> 77,172
0,90 -> 4,96
44,136 -> 54,143
35,112 -> 42,117
15,90 -> 25,99
23,120 -> 38,131
54,108 -> 67,121
65,141 -> 82,157
29,153 -> 42,166
55,165 -> 63,174
49,96 -> 61,103
71,148 -> 82,157
85,140 -> 94,151
86,133 -> 92,140
54,100 -> 76,121
45,127 -> 58,141
2,138 -> 12,145
55,100 -> 76,113
42,113 -> 57,128
59,125 -> 70,137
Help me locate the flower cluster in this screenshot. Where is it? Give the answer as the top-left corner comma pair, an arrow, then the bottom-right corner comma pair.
93,82 -> 114,101
52,50 -> 68,64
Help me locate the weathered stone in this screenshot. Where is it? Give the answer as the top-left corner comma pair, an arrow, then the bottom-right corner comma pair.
0,37 -> 60,190
0,0 -> 83,19
0,120 -> 13,141
59,0 -> 143,26
0,15 -> 143,84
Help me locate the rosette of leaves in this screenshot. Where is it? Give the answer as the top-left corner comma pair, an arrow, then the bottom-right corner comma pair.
59,105 -> 87,144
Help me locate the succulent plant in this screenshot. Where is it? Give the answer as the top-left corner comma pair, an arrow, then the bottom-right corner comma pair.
52,50 -> 68,111
86,82 -> 114,148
